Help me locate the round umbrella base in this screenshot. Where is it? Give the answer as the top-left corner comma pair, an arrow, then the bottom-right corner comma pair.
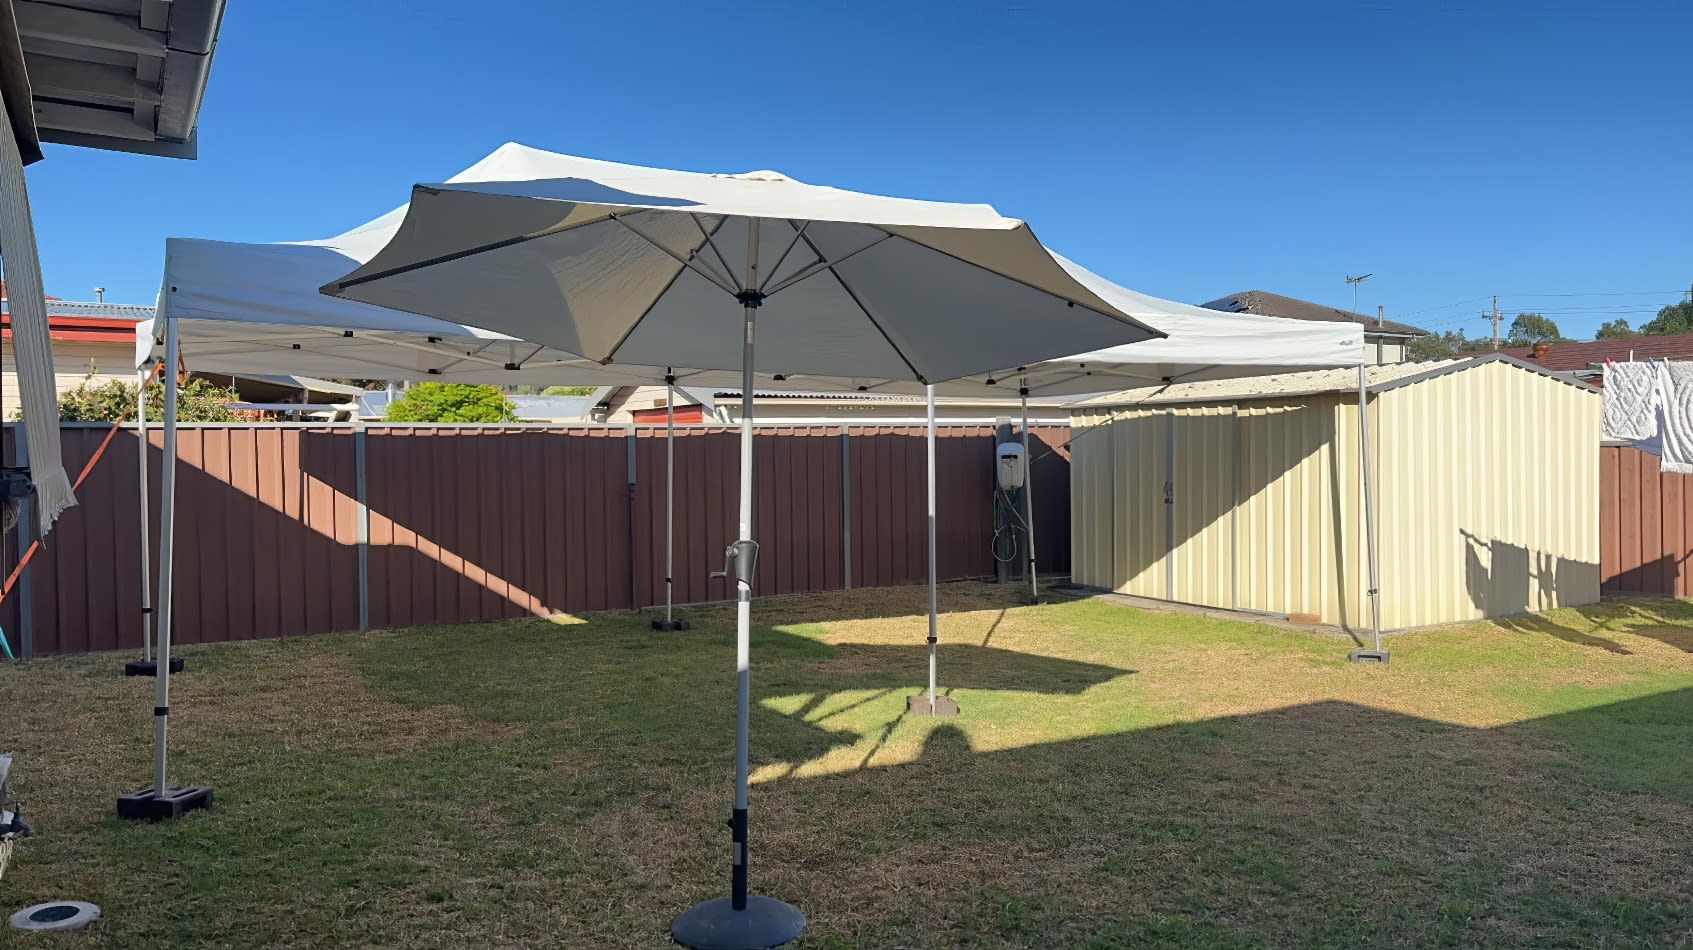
651,618 -> 691,632
671,895 -> 805,950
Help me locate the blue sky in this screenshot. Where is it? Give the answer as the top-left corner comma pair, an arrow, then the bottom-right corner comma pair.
22,0 -> 1693,340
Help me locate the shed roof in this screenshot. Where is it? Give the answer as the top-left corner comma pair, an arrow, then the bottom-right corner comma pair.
1202,290 -> 1428,337
1072,353 -> 1597,409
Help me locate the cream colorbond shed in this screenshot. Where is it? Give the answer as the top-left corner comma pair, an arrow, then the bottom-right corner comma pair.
1069,354 -> 1600,630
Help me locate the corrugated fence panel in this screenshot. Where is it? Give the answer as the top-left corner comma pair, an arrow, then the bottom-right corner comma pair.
10,423 -> 1069,655
1600,443 -> 1693,596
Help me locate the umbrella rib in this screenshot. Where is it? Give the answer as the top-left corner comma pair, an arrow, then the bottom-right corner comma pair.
756,220 -> 812,294
327,208 -> 624,292
612,214 -> 738,296
762,231 -> 893,298
880,229 -> 1157,333
688,214 -> 740,293
794,229 -> 924,382
601,214 -> 729,363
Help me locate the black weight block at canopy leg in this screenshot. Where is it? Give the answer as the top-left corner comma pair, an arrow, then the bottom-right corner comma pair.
116,785 -> 213,821
123,659 -> 185,677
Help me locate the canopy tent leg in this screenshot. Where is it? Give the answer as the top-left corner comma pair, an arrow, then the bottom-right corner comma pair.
117,316 -> 211,819
910,384 -> 957,717
671,220 -> 804,949
1021,383 -> 1040,605
137,368 -> 152,664
652,373 -> 689,631
1350,362 -> 1388,663
124,364 -> 183,678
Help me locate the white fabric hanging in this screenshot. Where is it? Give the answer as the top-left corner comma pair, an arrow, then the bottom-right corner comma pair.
0,90 -> 73,534
1656,361 -> 1693,475
1602,362 -> 1660,441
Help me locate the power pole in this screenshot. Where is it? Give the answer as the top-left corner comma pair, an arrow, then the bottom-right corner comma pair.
1491,296 -> 1502,350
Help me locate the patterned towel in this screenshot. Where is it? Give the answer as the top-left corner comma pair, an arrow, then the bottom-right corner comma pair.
1656,361 -> 1693,474
1603,362 -> 1660,441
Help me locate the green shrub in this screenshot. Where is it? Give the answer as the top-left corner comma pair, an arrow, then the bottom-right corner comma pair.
48,376 -> 243,423
384,383 -> 517,423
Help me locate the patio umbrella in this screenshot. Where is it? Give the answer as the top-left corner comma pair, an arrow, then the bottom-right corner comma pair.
321,147 -> 1159,949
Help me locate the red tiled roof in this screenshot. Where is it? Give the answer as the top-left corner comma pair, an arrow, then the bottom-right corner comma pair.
1485,333 -> 1693,371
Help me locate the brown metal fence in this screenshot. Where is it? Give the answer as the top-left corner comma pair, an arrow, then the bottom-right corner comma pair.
1600,444 -> 1693,596
2,423 -> 1070,656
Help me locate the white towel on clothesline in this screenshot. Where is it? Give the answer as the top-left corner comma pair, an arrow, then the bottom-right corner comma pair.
1656,361 -> 1693,475
1603,362 -> 1660,441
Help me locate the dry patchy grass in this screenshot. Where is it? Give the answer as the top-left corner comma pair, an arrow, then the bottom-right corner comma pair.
1,583 -> 1691,947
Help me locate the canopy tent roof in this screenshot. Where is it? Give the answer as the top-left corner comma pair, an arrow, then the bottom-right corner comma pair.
142,146 -> 712,387
149,142 -> 1360,394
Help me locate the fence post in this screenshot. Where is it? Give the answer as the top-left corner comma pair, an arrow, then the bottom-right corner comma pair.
627,424 -> 638,610
355,422 -> 369,631
840,426 -> 851,590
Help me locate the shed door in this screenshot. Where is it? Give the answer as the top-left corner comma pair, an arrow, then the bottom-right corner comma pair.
1167,406 -> 1240,608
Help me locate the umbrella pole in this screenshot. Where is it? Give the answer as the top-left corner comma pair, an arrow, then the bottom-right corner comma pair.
1349,362 -> 1388,663
117,318 -> 210,819
652,373 -> 688,631
671,220 -> 804,948
1021,383 -> 1039,605
909,386 -> 956,717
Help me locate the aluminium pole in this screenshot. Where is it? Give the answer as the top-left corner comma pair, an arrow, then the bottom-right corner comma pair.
1020,383 -> 1038,604
137,365 -> 152,663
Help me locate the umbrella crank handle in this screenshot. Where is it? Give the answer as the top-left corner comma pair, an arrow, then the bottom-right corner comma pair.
709,540 -> 759,586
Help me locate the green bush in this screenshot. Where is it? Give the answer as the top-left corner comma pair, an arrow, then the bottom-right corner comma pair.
49,376 -> 243,423
541,385 -> 596,396
385,383 -> 517,423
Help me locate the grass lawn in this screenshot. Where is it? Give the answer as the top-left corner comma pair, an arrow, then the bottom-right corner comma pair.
2,583 -> 1692,948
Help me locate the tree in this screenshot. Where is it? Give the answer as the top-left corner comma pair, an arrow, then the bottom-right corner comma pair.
1407,329 -> 1486,362
384,383 -> 517,423
49,376 -> 243,423
541,385 -> 596,396
1641,297 -> 1693,336
1408,332 -> 1456,362
1505,312 -> 1566,346
1595,319 -> 1638,340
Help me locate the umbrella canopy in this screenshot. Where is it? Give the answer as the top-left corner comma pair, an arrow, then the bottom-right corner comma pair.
805,253 -> 1367,397
321,146 -> 1161,381
141,144 -> 722,389
318,147 -> 1157,948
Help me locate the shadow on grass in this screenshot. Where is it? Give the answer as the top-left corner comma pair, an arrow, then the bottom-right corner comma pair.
758,688 -> 1693,947
1489,596 -> 1693,655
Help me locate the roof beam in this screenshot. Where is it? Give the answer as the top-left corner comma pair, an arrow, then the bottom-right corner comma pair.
26,54 -> 161,105
14,3 -> 166,57
32,100 -> 152,141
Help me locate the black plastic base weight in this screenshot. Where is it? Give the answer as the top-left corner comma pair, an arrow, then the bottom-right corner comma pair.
124,659 -> 185,677
1349,649 -> 1391,664
116,785 -> 213,821
651,618 -> 691,631
671,895 -> 805,950
908,695 -> 960,717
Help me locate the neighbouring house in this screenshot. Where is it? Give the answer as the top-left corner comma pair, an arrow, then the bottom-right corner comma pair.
1485,333 -> 1693,387
0,284 -> 366,418
1068,354 -> 1599,630
592,385 -> 1073,425
1202,290 -> 1427,365
0,285 -> 154,417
